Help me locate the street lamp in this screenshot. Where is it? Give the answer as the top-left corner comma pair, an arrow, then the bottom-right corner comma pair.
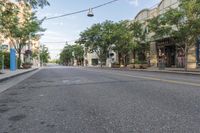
87,8 -> 94,17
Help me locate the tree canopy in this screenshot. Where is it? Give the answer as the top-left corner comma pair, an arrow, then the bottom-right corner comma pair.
0,1 -> 45,67
77,21 -> 116,66
40,45 -> 50,64
17,0 -> 50,8
59,44 -> 84,66
77,20 -> 149,66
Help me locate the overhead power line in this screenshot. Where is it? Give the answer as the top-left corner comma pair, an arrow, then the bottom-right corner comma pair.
45,0 -> 120,20
42,40 -> 77,43
42,42 -> 67,44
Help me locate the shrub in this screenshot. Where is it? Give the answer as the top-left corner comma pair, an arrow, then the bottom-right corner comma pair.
0,52 -> 10,69
134,59 -> 146,64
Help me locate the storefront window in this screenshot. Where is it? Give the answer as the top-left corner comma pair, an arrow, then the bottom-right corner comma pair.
177,47 -> 185,68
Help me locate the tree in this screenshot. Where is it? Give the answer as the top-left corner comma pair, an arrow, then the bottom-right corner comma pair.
72,44 -> 84,66
148,0 -> 200,70
59,44 -> 84,66
77,21 -> 116,67
129,20 -> 149,62
78,20 -> 137,67
0,2 -> 45,68
40,45 -> 50,65
112,20 -> 134,66
17,0 -> 50,8
59,44 -> 74,66
0,1 -> 19,40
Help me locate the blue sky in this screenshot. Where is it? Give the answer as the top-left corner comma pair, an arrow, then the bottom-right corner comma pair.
36,0 -> 161,59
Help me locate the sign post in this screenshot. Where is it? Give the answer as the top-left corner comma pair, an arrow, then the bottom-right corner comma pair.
10,48 -> 16,71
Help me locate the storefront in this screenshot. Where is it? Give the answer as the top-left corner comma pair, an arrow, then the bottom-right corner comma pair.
156,38 -> 185,68
156,38 -> 176,67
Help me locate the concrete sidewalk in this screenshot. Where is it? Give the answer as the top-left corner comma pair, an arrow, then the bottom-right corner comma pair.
0,67 -> 39,82
88,66 -> 200,75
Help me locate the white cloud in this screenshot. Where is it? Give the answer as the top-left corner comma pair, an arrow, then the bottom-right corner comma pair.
128,0 -> 139,6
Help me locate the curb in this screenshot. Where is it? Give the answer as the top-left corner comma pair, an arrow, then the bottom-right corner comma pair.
0,68 -> 39,82
87,67 -> 200,76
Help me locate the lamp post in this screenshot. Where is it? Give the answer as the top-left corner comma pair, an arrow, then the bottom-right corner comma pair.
41,44 -> 44,67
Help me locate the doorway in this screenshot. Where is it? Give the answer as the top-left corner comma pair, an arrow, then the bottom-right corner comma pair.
165,46 -> 175,67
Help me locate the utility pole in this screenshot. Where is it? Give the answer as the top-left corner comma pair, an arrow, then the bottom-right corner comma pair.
40,44 -> 45,67
41,45 -> 44,67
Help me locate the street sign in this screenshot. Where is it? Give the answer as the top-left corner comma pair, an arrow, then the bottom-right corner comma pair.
0,44 -> 8,51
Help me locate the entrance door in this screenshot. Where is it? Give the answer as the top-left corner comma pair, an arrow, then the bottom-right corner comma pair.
91,59 -> 98,66
165,46 -> 175,67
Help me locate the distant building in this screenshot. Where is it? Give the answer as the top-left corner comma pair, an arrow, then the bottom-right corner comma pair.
84,50 -> 99,67
84,47 -> 117,67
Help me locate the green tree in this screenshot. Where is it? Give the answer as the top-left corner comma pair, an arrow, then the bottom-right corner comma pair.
0,3 -> 45,68
59,44 -> 74,66
112,20 -> 134,66
17,0 -> 50,8
72,44 -> 84,66
59,44 -> 84,66
78,21 -> 116,67
129,21 -> 149,62
40,45 -> 50,65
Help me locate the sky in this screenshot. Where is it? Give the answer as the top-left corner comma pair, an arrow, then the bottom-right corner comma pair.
36,0 -> 161,60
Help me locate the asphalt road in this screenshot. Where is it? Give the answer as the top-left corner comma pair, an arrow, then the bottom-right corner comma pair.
0,66 -> 200,133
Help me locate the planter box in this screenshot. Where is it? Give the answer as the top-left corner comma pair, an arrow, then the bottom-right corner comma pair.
111,64 -> 120,68
141,64 -> 148,69
135,64 -> 148,69
127,64 -> 134,69
22,64 -> 32,69
135,64 -> 141,69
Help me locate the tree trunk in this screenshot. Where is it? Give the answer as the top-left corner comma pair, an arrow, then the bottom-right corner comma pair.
124,55 -> 126,67
132,50 -> 136,61
184,44 -> 188,71
100,59 -> 103,68
18,49 -> 22,69
118,53 -> 122,66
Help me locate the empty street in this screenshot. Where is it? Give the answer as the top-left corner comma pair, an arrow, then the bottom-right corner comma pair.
0,66 -> 200,133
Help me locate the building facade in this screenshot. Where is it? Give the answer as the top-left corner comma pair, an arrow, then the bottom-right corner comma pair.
134,0 -> 199,69
84,51 -> 99,66
84,48 -> 117,67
